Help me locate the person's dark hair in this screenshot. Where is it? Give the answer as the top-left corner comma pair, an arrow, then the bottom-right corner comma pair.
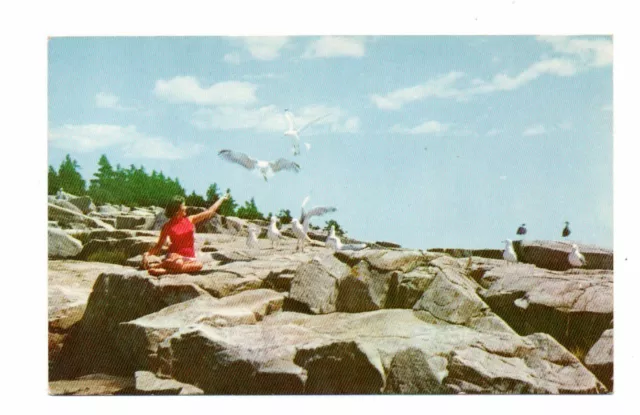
165,196 -> 186,218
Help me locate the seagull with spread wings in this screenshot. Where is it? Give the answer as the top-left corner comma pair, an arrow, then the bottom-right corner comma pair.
218,149 -> 301,181
284,109 -> 330,156
300,196 -> 337,234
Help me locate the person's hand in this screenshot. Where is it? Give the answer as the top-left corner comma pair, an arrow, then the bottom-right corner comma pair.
142,253 -> 150,270
221,192 -> 230,202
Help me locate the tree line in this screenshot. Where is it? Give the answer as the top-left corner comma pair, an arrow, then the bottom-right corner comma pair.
48,154 -> 346,235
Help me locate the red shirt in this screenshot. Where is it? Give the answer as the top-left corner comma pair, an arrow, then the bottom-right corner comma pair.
165,217 -> 196,258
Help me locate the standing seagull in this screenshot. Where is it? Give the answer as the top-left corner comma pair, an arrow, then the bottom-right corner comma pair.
284,109 -> 330,156
562,221 -> 571,238
568,243 -> 587,268
290,218 -> 313,252
218,149 -> 300,181
267,215 -> 283,248
325,225 -> 367,251
502,239 -> 518,264
516,223 -> 527,236
246,226 -> 260,250
300,196 -> 337,234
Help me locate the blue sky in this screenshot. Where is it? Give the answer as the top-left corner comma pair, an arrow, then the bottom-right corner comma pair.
48,36 -> 613,249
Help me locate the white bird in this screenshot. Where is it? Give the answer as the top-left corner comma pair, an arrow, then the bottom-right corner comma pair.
218,149 -> 300,181
290,218 -> 313,252
502,239 -> 518,264
246,226 -> 260,250
325,225 -> 366,251
267,215 -> 283,248
300,196 -> 337,234
568,243 -> 587,267
284,109 -> 330,156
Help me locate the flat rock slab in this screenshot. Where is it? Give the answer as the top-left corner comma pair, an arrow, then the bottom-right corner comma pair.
49,228 -> 83,258
335,249 -> 436,272
49,374 -> 135,395
134,371 -> 203,395
160,309 -> 605,394
516,240 -> 613,271
477,263 -> 612,351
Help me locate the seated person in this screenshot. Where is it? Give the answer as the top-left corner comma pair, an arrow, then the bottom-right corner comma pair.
142,193 -> 229,276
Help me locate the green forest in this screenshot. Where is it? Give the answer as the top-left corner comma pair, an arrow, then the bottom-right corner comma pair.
49,154 -> 345,233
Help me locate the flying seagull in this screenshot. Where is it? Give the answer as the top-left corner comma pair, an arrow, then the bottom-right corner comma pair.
562,221 -> 571,238
218,149 -> 300,181
325,225 -> 367,251
300,196 -> 337,234
284,109 -> 330,156
502,239 -> 518,264
290,218 -> 313,252
568,243 -> 587,268
516,223 -> 527,236
267,215 -> 283,248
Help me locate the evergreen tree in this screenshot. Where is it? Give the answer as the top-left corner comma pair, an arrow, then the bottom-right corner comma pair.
218,188 -> 237,216
276,209 -> 293,224
57,154 -> 86,196
48,166 -> 59,195
185,191 -> 207,207
236,197 -> 265,220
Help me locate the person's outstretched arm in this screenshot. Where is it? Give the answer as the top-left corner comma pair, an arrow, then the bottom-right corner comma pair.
189,193 -> 230,225
142,228 -> 169,269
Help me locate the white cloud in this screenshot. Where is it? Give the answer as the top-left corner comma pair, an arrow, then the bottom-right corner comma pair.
48,124 -> 201,159
223,52 -> 241,65
371,57 -> 579,110
537,36 -> 613,67
95,92 -> 136,111
154,77 -> 257,106
522,124 -> 546,136
191,104 -> 359,133
371,72 -> 466,110
391,121 -> 449,135
303,36 -> 366,59
243,37 -> 290,60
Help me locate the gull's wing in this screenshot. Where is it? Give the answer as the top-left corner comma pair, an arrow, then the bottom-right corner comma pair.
578,252 -> 587,265
298,113 -> 330,134
219,150 -> 257,170
284,110 -> 296,131
302,206 -> 337,233
269,158 -> 301,173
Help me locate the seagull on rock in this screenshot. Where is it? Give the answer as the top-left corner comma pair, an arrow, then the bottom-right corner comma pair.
218,149 -> 300,181
290,218 -> 313,252
568,243 -> 587,268
246,226 -> 260,250
562,221 -> 571,238
516,223 -> 527,236
267,215 -> 283,248
300,196 -> 337,234
502,239 -> 518,264
325,225 -> 367,251
284,109 -> 330,156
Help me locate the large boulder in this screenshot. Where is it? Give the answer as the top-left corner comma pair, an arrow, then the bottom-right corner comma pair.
289,255 -> 351,314
115,289 -> 286,372
585,328 -> 613,391
515,240 -> 613,271
52,270 -> 211,380
76,236 -> 156,264
476,262 -> 613,352
160,309 -> 605,394
48,228 -> 83,258
68,195 -> 96,214
134,371 -> 203,395
49,203 -> 114,231
48,261 -> 131,375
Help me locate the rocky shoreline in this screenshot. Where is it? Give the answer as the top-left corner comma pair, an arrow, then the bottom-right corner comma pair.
48,195 -> 613,395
